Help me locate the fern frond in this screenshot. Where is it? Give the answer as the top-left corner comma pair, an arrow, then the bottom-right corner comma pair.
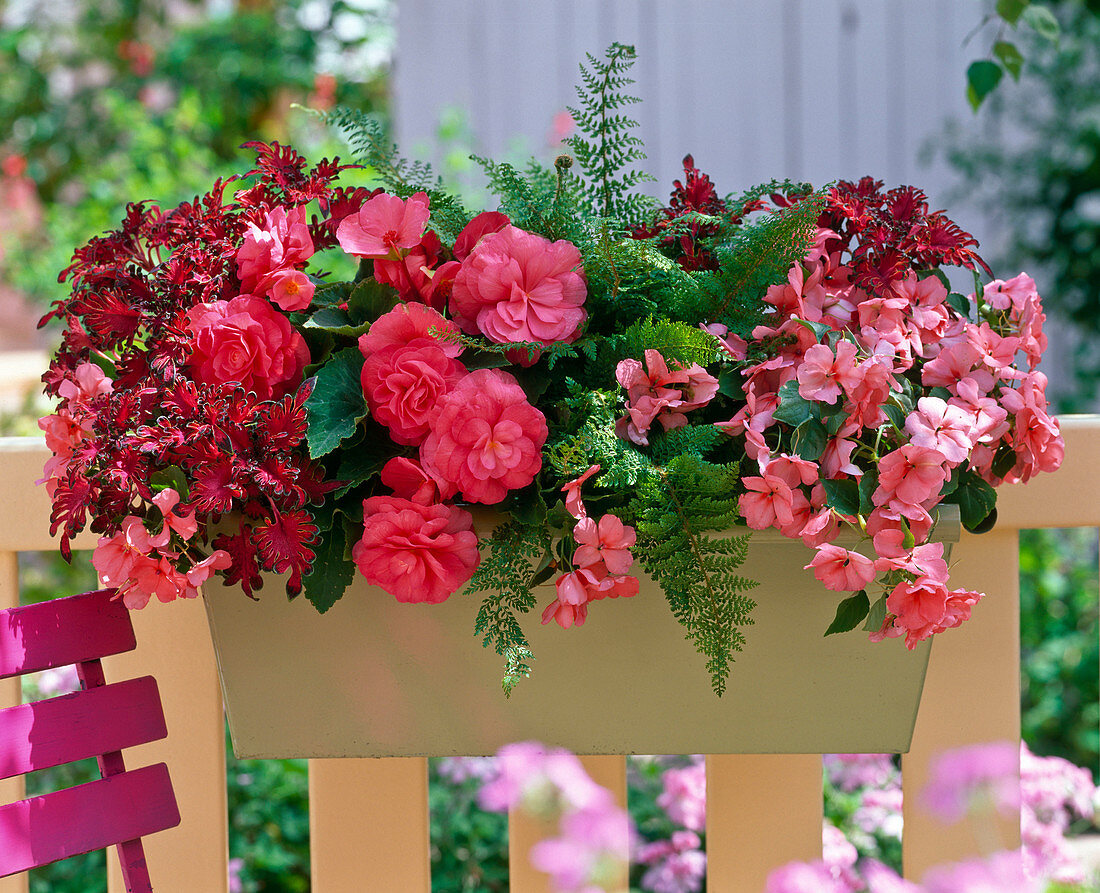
630,454 -> 757,695
545,387 -> 651,487
468,521 -> 550,696
565,43 -> 656,223
609,317 -> 723,367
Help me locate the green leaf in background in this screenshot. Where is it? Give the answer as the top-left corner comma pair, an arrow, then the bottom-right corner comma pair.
968,60 -> 1005,110
304,306 -> 371,337
822,479 -> 860,517
825,590 -> 870,636
1021,4 -> 1060,41
953,472 -> 998,531
946,292 -> 973,318
996,0 -> 1029,25
150,465 -> 189,499
858,468 -> 879,517
304,347 -> 368,458
302,521 -> 355,614
346,279 -> 400,324
993,40 -> 1025,80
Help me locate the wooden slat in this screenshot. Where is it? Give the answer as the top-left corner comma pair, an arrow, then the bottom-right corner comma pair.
0,763 -> 179,876
0,438 -> 97,552
0,589 -> 132,678
508,755 -> 628,893
104,594 -> 228,893
309,758 -> 429,893
902,528 -> 1021,877
0,677 -> 167,778
706,754 -> 823,890
0,550 -> 26,893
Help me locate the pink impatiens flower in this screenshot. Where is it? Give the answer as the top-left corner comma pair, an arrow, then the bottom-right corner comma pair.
351,496 -> 480,604
615,349 -> 719,445
873,443 -> 948,508
796,340 -> 861,404
904,396 -> 976,465
336,191 -> 431,259
805,543 -> 876,592
420,368 -> 548,504
450,225 -> 587,350
573,514 -> 636,575
561,464 -> 600,519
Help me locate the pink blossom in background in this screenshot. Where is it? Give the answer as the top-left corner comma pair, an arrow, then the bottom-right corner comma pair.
921,850 -> 1041,893
351,496 -> 479,603
236,205 -> 315,295
450,225 -> 587,351
764,861 -> 850,893
435,756 -> 498,784
657,762 -> 706,833
32,664 -> 80,698
478,742 -> 614,816
921,740 -> 1021,823
185,296 -> 309,401
420,368 -> 547,505
379,456 -> 456,505
806,543 -> 876,592
530,804 -> 632,892
639,844 -> 706,893
336,191 -> 430,259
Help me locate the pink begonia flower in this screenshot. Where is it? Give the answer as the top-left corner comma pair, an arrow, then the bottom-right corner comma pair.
359,301 -> 463,359
739,474 -> 796,530
657,762 -> 706,832
922,741 -> 1022,824
796,340 -> 862,404
573,514 -> 636,575
379,456 -> 456,505
351,496 -> 480,604
420,368 -> 547,505
185,296 -> 309,401
886,577 -> 950,647
236,205 -> 315,295
873,443 -> 948,508
373,230 -> 441,303
805,543 -> 876,592
616,349 -> 719,445
562,464 -> 600,519
152,488 -> 198,540
336,191 -> 430,259
265,269 -> 315,312
452,210 -> 510,261
905,396 -> 976,465
450,225 -> 587,349
361,341 -> 468,445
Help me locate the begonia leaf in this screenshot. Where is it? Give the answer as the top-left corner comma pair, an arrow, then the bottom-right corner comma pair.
302,520 -> 355,614
304,347 -> 368,459
305,306 -> 371,337
863,593 -> 888,632
822,479 -> 860,517
346,279 -> 399,324
825,590 -> 870,636
312,280 -> 354,309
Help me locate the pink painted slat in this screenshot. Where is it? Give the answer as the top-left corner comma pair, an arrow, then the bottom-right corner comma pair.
0,677 -> 167,778
0,590 -> 132,678
0,763 -> 180,876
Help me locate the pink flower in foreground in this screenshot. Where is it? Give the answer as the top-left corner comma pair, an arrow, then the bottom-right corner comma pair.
922,850 -> 1041,893
236,205 -> 315,295
152,488 -> 198,540
886,577 -> 950,647
420,368 -> 547,504
336,191 -> 430,259
616,350 -> 719,445
905,396 -> 976,465
373,230 -> 441,303
92,516 -> 166,590
452,210 -> 510,261
796,340 -> 862,404
185,296 -> 309,401
764,862 -> 848,893
379,456 -> 456,505
805,543 -> 876,592
266,268 -> 316,312
573,514 -> 636,575
450,225 -> 587,349
351,496 -> 479,603
358,301 -> 463,359
126,555 -> 190,609
530,805 -> 632,892
361,342 -> 467,445
873,443 -> 948,508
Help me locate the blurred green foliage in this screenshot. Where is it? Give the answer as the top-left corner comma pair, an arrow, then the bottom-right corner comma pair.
1019,527 -> 1100,781
428,761 -> 508,892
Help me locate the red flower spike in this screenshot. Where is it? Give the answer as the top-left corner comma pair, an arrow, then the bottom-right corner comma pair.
252,511 -> 318,596
212,526 -> 264,599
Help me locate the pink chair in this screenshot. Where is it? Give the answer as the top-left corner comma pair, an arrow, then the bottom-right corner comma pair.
0,588 -> 180,892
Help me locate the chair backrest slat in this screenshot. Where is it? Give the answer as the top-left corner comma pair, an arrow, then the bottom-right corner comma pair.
0,762 -> 180,876
0,676 -> 168,779
0,589 -> 133,678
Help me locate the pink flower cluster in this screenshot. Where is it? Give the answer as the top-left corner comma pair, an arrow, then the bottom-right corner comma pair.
636,831 -> 706,893
92,488 -> 231,609
729,238 -> 1064,647
616,349 -> 719,446
236,205 -> 317,311
478,741 -> 632,893
38,362 -> 113,496
542,465 -> 640,629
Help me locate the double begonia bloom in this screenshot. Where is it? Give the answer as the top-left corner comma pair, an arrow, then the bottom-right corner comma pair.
186,296 -> 309,401
360,301 -> 462,358
361,342 -> 468,445
336,191 -> 431,259
805,543 -> 876,592
236,205 -> 315,296
379,456 -> 456,505
450,225 -> 587,349
420,368 -> 548,504
352,496 -> 480,603
453,211 -> 510,261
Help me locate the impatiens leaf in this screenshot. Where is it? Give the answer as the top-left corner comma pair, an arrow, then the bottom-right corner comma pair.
772,380 -> 814,427
882,402 -> 908,431
967,60 -> 1004,111
302,520 -> 355,614
822,479 -> 860,517
947,292 -> 973,318
304,347 -> 368,459
825,590 -> 870,636
150,466 -> 189,499
791,419 -> 827,461
952,472 -> 998,532
858,469 -> 879,517
863,593 -> 888,632
993,40 -> 1025,80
